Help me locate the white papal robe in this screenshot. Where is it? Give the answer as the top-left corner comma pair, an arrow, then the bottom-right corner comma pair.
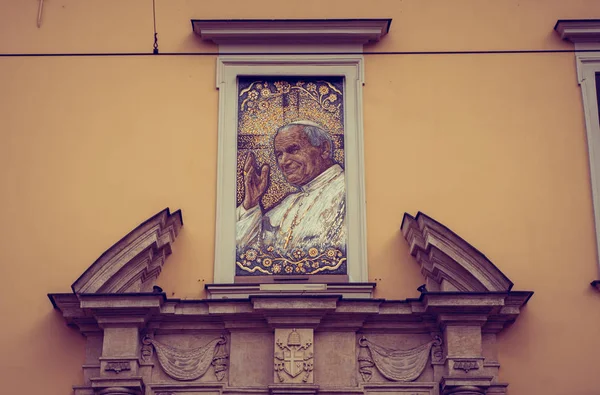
236,164 -> 346,255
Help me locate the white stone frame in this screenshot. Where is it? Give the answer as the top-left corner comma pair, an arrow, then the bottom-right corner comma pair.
213,53 -> 368,283
576,47 -> 600,271
555,20 -> 600,273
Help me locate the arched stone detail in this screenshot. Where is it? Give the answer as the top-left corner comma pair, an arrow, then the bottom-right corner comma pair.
71,208 -> 183,294
402,212 -> 513,292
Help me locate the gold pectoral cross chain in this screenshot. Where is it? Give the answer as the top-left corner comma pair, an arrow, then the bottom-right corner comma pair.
279,171 -> 342,251
284,228 -> 294,250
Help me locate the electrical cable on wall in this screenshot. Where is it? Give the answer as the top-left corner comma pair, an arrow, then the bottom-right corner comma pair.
152,0 -> 159,54
1,49 -> 600,57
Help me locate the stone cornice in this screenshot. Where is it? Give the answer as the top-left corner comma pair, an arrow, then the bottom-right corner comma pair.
205,282 -> 376,299
191,19 -> 391,45
49,291 -> 532,334
402,212 -> 513,292
49,210 -> 533,335
71,208 -> 182,294
554,20 -> 600,43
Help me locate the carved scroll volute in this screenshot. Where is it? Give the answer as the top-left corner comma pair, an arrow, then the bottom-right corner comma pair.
212,335 -> 229,381
431,334 -> 443,364
141,332 -> 154,363
358,337 -> 374,382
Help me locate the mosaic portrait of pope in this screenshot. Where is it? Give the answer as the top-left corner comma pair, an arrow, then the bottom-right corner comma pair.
235,78 -> 347,276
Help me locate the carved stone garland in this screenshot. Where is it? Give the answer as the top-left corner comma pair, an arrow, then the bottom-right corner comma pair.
358,335 -> 443,382
142,334 -> 229,381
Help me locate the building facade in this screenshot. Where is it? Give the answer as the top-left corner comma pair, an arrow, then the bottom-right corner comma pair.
1,1 -> 600,394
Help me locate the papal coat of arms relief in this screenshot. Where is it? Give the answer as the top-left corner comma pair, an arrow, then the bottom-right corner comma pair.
274,328 -> 314,383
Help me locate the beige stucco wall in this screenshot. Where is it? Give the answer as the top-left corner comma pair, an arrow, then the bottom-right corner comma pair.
1,0 -> 600,393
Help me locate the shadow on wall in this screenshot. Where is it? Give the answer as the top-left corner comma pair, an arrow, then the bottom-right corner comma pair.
370,229 -> 423,299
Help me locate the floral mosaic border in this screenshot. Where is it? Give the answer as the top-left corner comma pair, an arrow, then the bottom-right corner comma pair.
236,246 -> 346,276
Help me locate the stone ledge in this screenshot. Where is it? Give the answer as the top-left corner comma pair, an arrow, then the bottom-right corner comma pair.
50,291 -> 532,334
191,19 -> 391,45
268,384 -> 319,395
206,282 -> 375,299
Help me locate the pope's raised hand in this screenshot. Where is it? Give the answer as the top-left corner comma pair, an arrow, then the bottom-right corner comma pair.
242,152 -> 270,210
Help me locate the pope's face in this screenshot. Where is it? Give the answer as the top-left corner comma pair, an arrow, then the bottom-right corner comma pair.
274,126 -> 329,187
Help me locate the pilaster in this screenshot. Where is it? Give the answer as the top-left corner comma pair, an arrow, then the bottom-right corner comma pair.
78,293 -> 164,395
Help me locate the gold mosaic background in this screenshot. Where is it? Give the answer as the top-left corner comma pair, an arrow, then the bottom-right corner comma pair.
237,77 -> 345,210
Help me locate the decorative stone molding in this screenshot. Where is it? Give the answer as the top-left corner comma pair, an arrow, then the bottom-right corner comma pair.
554,20 -> 600,286
452,359 -> 480,373
268,384 -> 319,395
90,377 -> 144,395
72,208 -> 182,294
402,212 -> 513,292
95,388 -> 140,395
440,377 -> 493,395
205,282 -> 376,299
554,20 -> 600,43
211,54 -> 369,284
140,332 -> 154,363
144,335 -> 229,381
192,19 -> 391,46
49,210 -> 532,395
150,385 -> 223,395
430,335 -> 444,364
357,336 -> 440,382
104,362 -> 131,374
51,290 -> 530,394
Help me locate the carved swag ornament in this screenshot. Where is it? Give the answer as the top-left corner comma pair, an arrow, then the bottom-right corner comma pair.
141,334 -> 229,381
358,336 -> 442,382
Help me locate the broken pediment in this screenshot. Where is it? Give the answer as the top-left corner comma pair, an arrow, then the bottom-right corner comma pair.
64,208 -> 518,297
71,208 -> 182,294
402,212 -> 513,292
49,209 -> 532,395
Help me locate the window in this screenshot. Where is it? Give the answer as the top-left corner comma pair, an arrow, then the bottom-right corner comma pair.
555,20 -> 600,273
